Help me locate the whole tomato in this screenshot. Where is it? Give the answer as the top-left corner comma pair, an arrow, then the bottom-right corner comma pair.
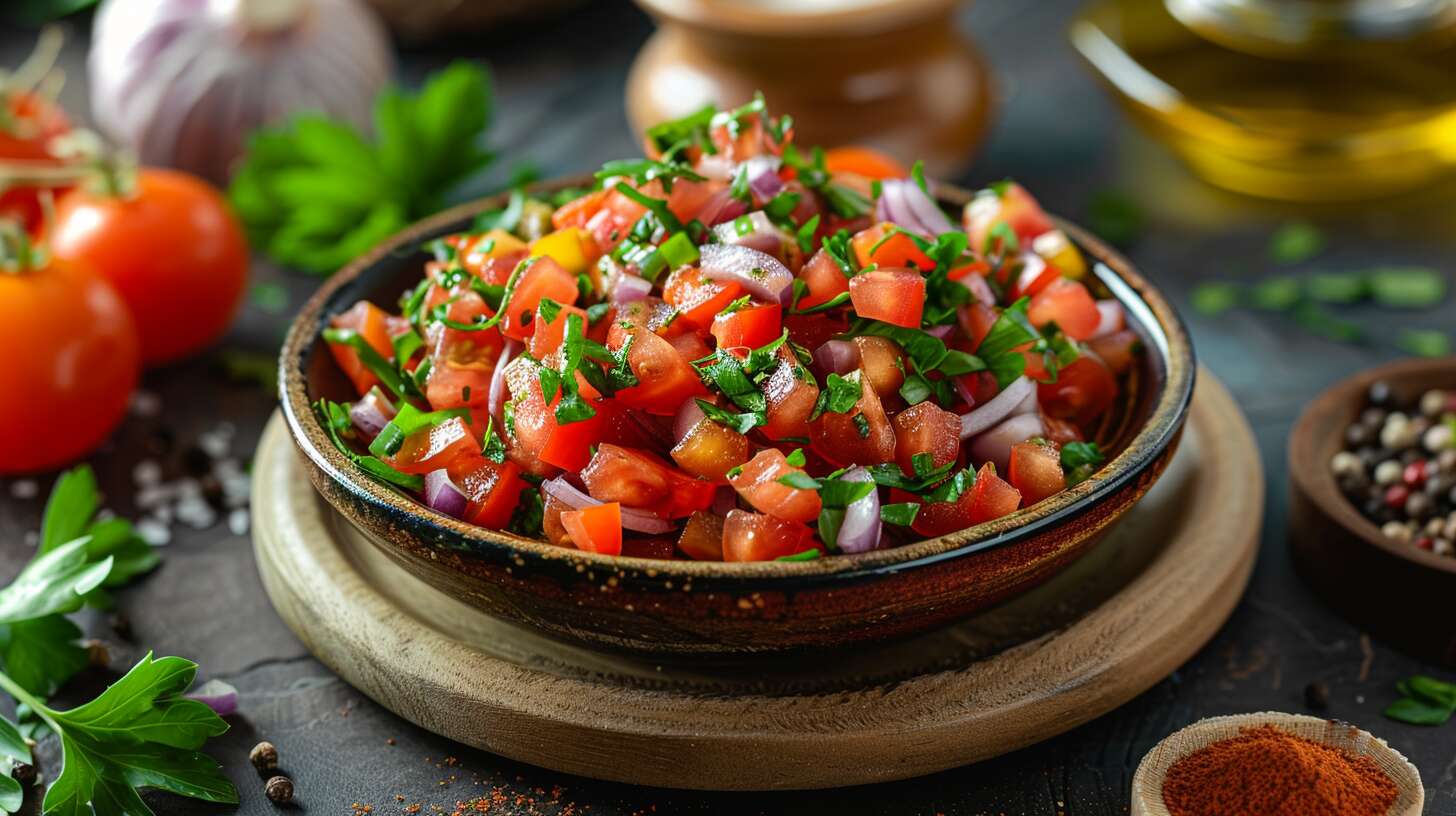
0,234 -> 139,473
50,168 -> 249,364
0,91 -> 74,232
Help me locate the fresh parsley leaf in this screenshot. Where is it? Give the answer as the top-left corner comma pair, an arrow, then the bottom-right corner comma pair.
508,487 -> 545,537
596,158 -> 705,193
1368,267 -> 1445,309
785,448 -> 807,467
811,372 -> 863,419
1190,282 -> 1240,316
776,472 -> 821,490
1399,329 -> 1451,358
795,215 -> 822,255
880,503 -> 920,526
791,291 -> 851,316
695,399 -> 765,435
321,327 -> 416,401
776,549 -> 822,562
866,460 -> 955,493
481,417 -> 509,463
1060,441 -> 1105,471
0,539 -> 111,625
368,403 -> 470,459
645,104 -> 718,156
1385,696 -> 1454,726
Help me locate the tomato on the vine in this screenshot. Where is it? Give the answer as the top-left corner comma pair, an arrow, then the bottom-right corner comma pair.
0,91 -> 74,234
0,230 -> 139,473
50,168 -> 249,365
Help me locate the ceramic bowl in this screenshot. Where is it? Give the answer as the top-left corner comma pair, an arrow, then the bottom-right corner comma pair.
279,179 -> 1196,657
1130,712 -> 1422,815
1289,356 -> 1456,665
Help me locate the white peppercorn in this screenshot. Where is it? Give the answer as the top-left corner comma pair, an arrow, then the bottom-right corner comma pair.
1330,451 -> 1363,477
1421,389 -> 1449,418
1374,460 -> 1403,486
1381,521 -> 1413,542
1381,414 -> 1416,450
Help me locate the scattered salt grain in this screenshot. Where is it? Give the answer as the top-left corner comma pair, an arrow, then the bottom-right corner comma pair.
135,518 -> 171,546
9,480 -> 38,500
175,496 -> 217,529
228,509 -> 250,536
23,531 -> 38,548
132,460 -> 162,487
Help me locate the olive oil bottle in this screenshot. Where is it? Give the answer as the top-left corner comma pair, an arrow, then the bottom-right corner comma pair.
1072,0 -> 1456,200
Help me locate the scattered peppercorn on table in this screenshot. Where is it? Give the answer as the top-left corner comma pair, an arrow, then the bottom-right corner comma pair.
4,1 -> 1456,814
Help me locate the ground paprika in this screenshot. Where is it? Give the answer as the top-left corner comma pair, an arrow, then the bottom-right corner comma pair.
1161,725 -> 1398,816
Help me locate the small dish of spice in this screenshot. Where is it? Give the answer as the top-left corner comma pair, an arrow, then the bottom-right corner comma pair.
1131,712 -> 1422,816
1289,355 -> 1456,665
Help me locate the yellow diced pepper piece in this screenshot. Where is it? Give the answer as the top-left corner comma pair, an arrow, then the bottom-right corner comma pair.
529,228 -> 592,275
1032,229 -> 1086,279
478,228 -> 528,258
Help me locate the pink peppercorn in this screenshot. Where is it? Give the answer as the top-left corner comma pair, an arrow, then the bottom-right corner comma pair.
1386,484 -> 1411,509
1417,537 -> 1435,550
1404,461 -> 1428,487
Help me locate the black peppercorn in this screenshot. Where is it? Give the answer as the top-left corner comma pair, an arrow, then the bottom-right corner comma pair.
199,474 -> 226,510
1304,681 -> 1330,710
180,445 -> 213,477
1407,492 -> 1434,520
1360,407 -> 1388,428
264,775 -> 293,805
1345,424 -> 1372,447
1369,380 -> 1392,407
1338,473 -> 1370,496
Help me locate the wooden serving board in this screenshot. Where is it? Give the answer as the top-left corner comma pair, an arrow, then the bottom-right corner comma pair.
252,370 -> 1261,791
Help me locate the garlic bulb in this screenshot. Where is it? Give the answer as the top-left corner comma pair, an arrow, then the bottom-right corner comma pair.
88,0 -> 395,184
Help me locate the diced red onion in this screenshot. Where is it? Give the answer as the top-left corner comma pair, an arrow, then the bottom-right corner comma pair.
628,410 -> 675,451
742,156 -> 783,201
926,324 -> 953,339
694,187 -> 750,227
969,413 -> 1045,474
542,476 -> 675,534
673,397 -> 707,444
954,376 -> 978,409
836,467 -> 883,554
1011,389 -> 1039,417
695,154 -> 735,181
1013,254 -> 1050,297
813,340 -> 860,377
699,244 -> 794,305
876,178 -> 955,237
1091,299 -> 1125,339
712,211 -> 788,258
185,679 -> 238,717
424,469 -> 469,519
960,376 -> 1034,439
959,273 -> 995,306
348,391 -> 394,438
611,272 -> 654,305
712,486 -> 737,516
488,339 -> 520,420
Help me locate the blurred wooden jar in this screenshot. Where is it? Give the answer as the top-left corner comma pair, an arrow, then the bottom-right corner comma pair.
627,0 -> 993,176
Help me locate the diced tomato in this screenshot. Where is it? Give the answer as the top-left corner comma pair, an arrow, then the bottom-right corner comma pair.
678,511 -> 726,561
849,268 -> 925,328
668,330 -> 712,364
665,178 -> 720,224
501,357 -> 607,474
1019,344 -> 1052,383
459,229 -> 528,284
810,369 -> 896,466
721,510 -> 817,562
1088,329 -> 1139,375
388,417 -> 479,475
327,301 -> 395,396
529,302 -> 589,358
426,293 -> 504,420
662,266 -> 744,332
851,336 -> 905,400
709,110 -> 788,163
672,418 -> 750,483
760,347 -> 820,441
824,146 -> 908,180
729,448 -> 822,523
1039,355 -> 1117,427
538,402 -> 607,471
1009,254 -> 1059,301
560,502 -> 623,555
892,402 -> 962,476
553,189 -> 608,230
500,257 -> 579,342
453,456 -> 528,529
963,183 -> 1055,252
607,320 -> 709,414
966,462 -> 1022,524
580,444 -> 716,517
850,223 -> 935,272
711,301 -> 782,350
959,302 -> 999,351
1009,441 -> 1066,506
784,312 -> 848,351
797,249 -> 851,311
1028,279 -> 1100,341
1041,414 -> 1084,445
541,493 -> 573,547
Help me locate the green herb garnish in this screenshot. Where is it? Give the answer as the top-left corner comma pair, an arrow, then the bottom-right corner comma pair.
1269,222 -> 1324,264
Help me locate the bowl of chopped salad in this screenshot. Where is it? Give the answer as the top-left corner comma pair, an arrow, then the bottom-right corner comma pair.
279,98 -> 1195,656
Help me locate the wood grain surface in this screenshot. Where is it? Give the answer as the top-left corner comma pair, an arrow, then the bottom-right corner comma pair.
252,370 -> 1261,791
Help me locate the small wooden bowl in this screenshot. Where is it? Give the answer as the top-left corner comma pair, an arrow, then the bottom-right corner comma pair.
278,178 -> 1195,658
1130,712 -> 1423,816
1289,356 -> 1456,665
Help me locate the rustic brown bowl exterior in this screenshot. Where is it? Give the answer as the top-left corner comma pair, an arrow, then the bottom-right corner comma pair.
279,179 -> 1195,657
1289,356 -> 1456,665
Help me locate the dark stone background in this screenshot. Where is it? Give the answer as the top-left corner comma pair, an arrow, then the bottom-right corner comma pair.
3,1 -> 1456,813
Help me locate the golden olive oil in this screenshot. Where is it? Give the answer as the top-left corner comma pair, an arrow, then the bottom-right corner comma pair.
1072,0 -> 1456,200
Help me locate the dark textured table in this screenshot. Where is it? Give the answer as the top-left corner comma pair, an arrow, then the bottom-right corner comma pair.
4,2 -> 1456,813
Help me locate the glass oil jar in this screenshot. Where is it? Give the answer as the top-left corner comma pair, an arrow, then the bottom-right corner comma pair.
1071,0 -> 1456,200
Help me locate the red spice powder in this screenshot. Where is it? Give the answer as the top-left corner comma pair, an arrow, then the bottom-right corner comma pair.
1162,725 -> 1397,816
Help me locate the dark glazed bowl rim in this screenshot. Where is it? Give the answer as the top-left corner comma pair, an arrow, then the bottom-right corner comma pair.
1289,355 -> 1456,576
280,178 -> 1196,591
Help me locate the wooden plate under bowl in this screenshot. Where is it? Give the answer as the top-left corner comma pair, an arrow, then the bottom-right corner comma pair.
1289,356 -> 1456,665
1130,712 -> 1422,815
278,178 -> 1195,658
